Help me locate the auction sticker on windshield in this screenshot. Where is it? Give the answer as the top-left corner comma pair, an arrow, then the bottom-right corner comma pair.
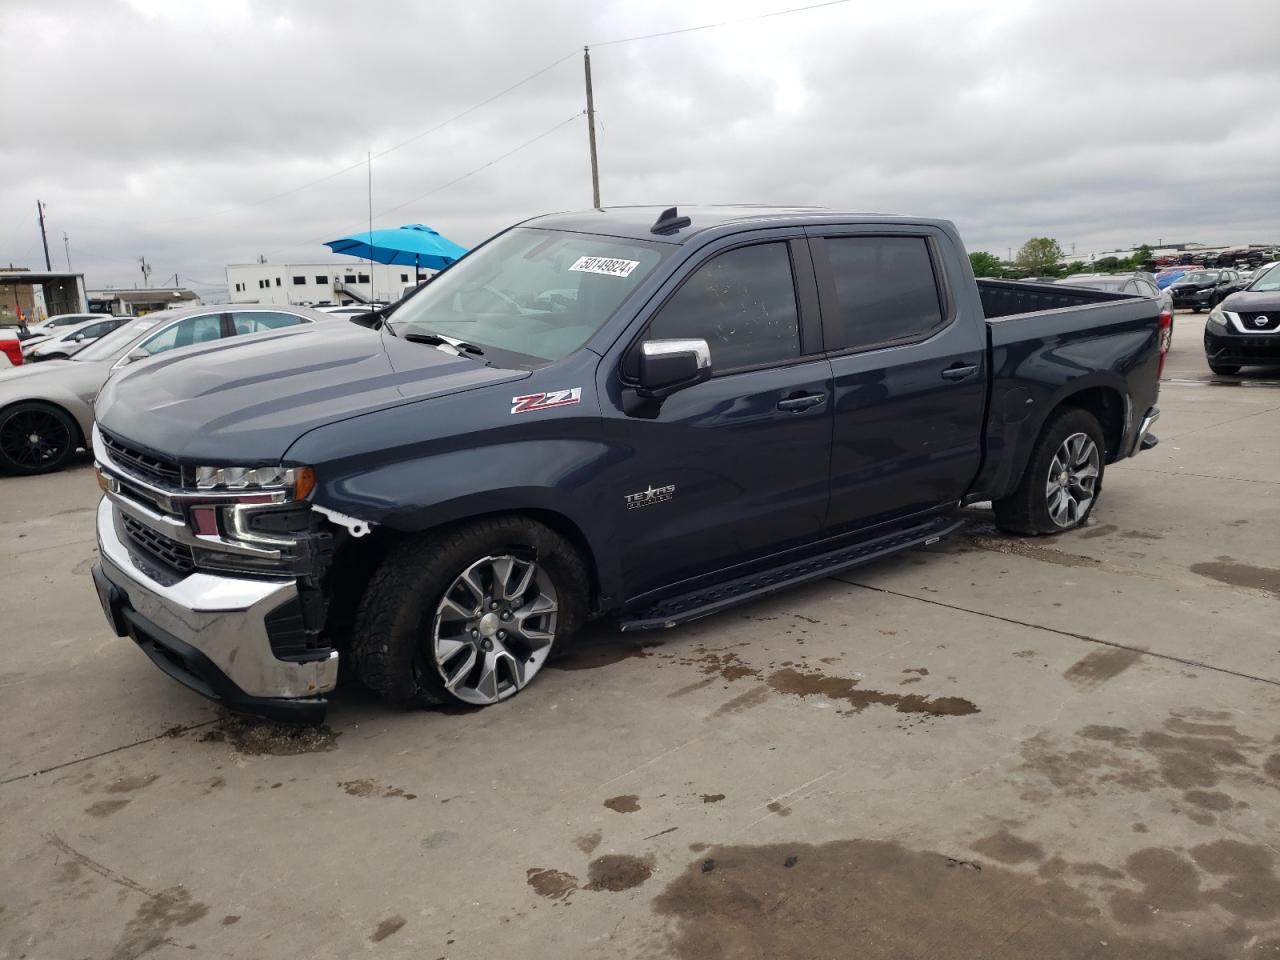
569,256 -> 640,278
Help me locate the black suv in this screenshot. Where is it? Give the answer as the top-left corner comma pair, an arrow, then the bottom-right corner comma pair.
1170,269 -> 1246,312
1204,264 -> 1280,374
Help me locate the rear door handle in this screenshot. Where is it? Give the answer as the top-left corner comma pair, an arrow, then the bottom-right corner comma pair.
777,393 -> 826,412
941,364 -> 978,382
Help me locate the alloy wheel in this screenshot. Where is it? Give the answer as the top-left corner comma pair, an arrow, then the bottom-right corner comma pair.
428,554 -> 558,705
1045,432 -> 1100,528
0,409 -> 71,470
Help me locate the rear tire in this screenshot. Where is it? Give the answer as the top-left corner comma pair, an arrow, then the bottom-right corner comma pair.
0,402 -> 79,476
351,517 -> 589,709
993,408 -> 1106,536
1208,361 -> 1240,376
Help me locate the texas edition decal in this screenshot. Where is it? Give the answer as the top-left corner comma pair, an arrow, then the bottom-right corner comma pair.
511,388 -> 582,415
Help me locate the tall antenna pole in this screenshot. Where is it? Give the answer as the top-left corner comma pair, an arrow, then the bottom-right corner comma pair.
583,46 -> 601,209
62,232 -> 72,271
367,150 -> 374,298
36,200 -> 52,271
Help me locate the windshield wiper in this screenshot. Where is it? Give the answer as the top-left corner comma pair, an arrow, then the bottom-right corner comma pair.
403,331 -> 485,356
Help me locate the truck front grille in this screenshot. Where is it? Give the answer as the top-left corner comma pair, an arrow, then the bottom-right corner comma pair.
122,514 -> 195,577
101,431 -> 182,488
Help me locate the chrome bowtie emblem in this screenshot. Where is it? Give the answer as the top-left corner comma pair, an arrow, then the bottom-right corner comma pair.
1254,315 -> 1269,327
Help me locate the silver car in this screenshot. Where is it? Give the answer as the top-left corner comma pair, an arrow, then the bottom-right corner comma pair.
0,304 -> 332,475
23,315 -> 131,361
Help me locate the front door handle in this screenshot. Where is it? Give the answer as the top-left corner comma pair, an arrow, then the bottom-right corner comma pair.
777,392 -> 826,412
941,363 -> 978,382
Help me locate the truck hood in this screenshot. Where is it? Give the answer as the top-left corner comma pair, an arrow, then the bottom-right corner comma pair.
95,324 -> 529,463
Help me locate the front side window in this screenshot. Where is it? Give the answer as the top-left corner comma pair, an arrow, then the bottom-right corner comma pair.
137,314 -> 224,356
823,236 -> 944,350
390,227 -> 668,366
644,242 -> 800,372
231,311 -> 308,335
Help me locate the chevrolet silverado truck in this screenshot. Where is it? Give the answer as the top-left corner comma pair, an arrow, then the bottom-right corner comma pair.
90,206 -> 1167,721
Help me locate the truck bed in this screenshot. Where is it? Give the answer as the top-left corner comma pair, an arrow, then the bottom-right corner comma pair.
976,278 -> 1135,319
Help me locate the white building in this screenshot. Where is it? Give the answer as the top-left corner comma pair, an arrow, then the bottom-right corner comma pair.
225,261 -> 434,307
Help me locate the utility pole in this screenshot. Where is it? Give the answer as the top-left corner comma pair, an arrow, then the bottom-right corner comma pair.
36,200 -> 51,271
62,232 -> 72,271
583,46 -> 601,209
139,256 -> 152,288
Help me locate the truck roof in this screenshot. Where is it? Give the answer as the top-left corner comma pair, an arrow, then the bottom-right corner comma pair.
522,205 -> 950,244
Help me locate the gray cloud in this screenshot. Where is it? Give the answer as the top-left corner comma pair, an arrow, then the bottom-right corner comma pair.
2,0 -> 1277,293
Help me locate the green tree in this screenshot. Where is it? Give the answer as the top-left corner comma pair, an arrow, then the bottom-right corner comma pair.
1128,244 -> 1154,271
1094,256 -> 1123,272
968,251 -> 1004,278
1015,237 -> 1064,276
1063,260 -> 1087,275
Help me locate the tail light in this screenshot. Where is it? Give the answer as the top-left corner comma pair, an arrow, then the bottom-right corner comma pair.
1157,308 -> 1173,379
0,338 -> 22,367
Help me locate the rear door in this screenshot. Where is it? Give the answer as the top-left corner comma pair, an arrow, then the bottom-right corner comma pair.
602,234 -> 833,598
808,228 -> 987,533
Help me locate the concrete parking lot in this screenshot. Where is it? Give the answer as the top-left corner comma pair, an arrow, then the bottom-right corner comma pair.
2,311 -> 1278,959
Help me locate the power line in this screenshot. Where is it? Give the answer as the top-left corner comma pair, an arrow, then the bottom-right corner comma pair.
110,0 -> 853,230
590,0 -> 852,48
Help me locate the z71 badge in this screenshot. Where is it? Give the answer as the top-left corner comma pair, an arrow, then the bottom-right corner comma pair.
511,388 -> 582,415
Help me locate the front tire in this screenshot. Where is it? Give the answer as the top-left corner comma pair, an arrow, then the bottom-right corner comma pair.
0,402 -> 79,475
993,408 -> 1105,536
351,517 -> 589,708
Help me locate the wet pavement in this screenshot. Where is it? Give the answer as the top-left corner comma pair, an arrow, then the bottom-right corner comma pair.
1,311 -> 1277,958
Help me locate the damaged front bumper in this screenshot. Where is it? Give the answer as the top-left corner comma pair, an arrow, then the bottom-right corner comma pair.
93,497 -> 338,722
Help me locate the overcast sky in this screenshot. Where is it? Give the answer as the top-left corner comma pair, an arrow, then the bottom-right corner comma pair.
2,0 -> 1278,292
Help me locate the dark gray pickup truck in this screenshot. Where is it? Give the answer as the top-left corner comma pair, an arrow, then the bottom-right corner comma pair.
90,206 -> 1168,720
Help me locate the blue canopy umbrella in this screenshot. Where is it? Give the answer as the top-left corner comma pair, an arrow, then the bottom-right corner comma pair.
324,224 -> 467,282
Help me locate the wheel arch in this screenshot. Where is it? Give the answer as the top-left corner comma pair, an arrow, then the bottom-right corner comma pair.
1055,384 -> 1126,461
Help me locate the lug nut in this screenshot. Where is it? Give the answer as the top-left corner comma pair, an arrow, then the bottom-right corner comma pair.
497,630 -> 507,640
481,639 -> 493,651
490,601 -> 499,610
471,628 -> 479,638
501,610 -> 512,621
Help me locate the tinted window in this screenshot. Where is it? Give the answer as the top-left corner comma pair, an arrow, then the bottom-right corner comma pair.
72,321 -> 112,339
292,276 -> 306,285
646,243 -> 800,372
138,314 -> 223,356
824,237 -> 944,349
231,311 -> 308,334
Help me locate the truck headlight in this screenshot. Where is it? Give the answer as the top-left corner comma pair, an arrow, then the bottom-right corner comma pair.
191,464 -> 315,500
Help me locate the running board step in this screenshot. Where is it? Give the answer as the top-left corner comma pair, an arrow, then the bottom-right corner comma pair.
619,516 -> 965,631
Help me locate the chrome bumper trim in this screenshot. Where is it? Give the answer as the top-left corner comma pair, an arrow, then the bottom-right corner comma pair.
95,497 -> 337,699
1131,407 -> 1160,456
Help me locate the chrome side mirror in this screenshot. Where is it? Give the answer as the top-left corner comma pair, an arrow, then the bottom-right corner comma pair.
636,338 -> 712,399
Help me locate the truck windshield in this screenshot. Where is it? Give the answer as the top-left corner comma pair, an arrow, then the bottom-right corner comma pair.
387,227 -> 668,365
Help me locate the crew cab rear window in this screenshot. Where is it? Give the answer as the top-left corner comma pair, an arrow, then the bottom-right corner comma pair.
822,237 -> 944,350
646,242 -> 800,372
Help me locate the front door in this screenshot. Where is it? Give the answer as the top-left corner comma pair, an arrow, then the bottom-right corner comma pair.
809,230 -> 987,532
600,236 -> 833,600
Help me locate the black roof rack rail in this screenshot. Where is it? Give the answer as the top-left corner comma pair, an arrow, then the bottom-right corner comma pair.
650,206 -> 692,235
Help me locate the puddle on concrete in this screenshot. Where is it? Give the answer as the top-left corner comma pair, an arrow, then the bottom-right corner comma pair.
1021,711 -> 1268,826
766,667 -> 979,717
198,715 -> 339,755
653,838 -> 1277,959
575,831 -> 603,855
370,915 -> 406,942
971,830 -> 1045,865
549,642 -> 655,670
1189,560 -> 1280,599
584,854 -> 654,892
1062,647 -> 1144,688
526,867 -> 578,901
604,794 -> 640,814
338,778 -> 416,800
